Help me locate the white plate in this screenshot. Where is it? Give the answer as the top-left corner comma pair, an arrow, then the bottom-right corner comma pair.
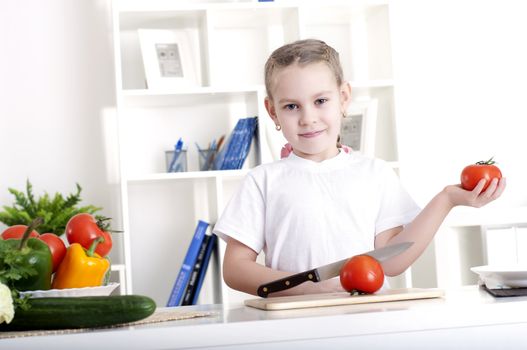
470,265 -> 527,288
20,283 -> 120,298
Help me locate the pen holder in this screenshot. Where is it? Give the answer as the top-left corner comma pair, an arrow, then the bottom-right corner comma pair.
165,150 -> 188,172
198,148 -> 215,171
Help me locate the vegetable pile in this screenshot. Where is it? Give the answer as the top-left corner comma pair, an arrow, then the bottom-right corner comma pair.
0,213 -> 124,329
1,214 -> 114,293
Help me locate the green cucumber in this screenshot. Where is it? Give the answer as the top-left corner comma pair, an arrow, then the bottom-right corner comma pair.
0,295 -> 156,331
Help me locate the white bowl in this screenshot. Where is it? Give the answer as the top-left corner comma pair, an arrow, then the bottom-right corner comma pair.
20,283 -> 120,298
471,265 -> 527,288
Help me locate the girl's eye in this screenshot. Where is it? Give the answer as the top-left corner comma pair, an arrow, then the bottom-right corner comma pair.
284,104 -> 299,111
315,98 -> 327,105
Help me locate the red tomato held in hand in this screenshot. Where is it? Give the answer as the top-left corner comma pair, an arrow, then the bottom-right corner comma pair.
1,225 -> 40,239
38,233 -> 67,272
65,213 -> 113,257
339,255 -> 384,294
461,158 -> 502,191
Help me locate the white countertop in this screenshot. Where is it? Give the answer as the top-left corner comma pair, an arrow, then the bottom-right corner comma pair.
2,285 -> 527,349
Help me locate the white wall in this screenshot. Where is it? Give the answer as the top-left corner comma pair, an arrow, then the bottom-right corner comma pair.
390,0 -> 527,208
0,0 -> 121,257
390,0 -> 527,288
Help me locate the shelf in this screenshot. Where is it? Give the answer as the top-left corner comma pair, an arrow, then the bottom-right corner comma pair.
207,6 -> 300,86
110,264 -> 127,295
118,10 -> 206,31
116,0 -> 390,13
127,169 -> 249,183
110,263 -> 126,272
121,81 -> 390,97
120,86 -> 262,107
299,2 -> 392,82
117,0 -> 393,88
112,0 -> 400,305
121,85 -> 262,96
119,87 -> 261,175
444,206 -> 527,227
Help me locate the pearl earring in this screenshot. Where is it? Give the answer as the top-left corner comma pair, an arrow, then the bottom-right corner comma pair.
275,124 -> 282,131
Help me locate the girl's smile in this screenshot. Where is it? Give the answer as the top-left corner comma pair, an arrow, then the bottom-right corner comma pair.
298,129 -> 326,138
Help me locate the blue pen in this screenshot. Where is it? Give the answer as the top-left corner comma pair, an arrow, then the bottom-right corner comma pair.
168,138 -> 184,172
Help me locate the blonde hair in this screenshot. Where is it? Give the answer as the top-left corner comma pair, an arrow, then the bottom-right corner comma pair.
264,39 -> 344,100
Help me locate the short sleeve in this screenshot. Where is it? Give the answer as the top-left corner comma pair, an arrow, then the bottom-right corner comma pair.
375,163 -> 421,234
212,173 -> 265,253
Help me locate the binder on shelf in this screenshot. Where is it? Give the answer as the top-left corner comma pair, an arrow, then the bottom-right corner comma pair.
214,117 -> 258,170
181,233 -> 218,305
214,118 -> 245,170
191,234 -> 217,305
167,220 -> 210,307
222,118 -> 248,170
234,117 -> 258,169
181,234 -> 211,305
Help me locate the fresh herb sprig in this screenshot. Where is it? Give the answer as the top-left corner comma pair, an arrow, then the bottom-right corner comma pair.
0,241 -> 34,310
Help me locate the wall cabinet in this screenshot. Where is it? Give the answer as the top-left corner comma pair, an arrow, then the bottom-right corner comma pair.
111,0 -> 405,306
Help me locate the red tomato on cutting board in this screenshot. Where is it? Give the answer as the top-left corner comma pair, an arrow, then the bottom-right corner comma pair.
461,158 -> 502,191
339,255 -> 384,294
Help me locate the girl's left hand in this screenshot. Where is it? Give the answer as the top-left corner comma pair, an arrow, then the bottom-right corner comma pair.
445,177 -> 506,208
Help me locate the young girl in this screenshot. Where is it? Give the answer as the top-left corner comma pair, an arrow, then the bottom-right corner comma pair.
213,39 -> 506,297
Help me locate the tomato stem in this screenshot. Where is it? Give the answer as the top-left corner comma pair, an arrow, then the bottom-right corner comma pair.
95,216 -> 122,234
476,157 -> 496,165
18,217 -> 43,250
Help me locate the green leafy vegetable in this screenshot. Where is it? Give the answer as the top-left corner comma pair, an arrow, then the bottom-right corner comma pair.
0,180 -> 103,236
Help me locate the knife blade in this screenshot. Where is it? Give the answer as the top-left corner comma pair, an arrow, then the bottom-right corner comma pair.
256,241 -> 413,298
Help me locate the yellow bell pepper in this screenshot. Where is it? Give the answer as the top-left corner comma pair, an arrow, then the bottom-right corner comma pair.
51,237 -> 110,289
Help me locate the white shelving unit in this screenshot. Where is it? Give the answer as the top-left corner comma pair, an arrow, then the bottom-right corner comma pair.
111,0 -> 403,306
425,207 -> 527,290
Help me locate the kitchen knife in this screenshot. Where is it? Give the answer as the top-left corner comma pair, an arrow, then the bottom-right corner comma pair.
257,241 -> 413,298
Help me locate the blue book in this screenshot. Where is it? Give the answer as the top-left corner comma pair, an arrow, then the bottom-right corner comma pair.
166,220 -> 209,307
214,118 -> 245,170
191,234 -> 217,305
213,122 -> 239,170
223,118 -> 248,170
234,117 -> 258,169
180,234 -> 211,306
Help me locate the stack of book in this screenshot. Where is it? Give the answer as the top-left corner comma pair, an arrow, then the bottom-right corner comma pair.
213,116 -> 258,170
166,220 -> 218,307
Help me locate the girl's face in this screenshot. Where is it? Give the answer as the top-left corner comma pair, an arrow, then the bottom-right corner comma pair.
265,62 -> 351,162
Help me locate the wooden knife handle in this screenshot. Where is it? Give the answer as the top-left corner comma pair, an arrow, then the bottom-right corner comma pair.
257,269 -> 321,298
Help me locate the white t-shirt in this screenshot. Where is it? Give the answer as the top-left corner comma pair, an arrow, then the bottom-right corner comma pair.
213,151 -> 420,273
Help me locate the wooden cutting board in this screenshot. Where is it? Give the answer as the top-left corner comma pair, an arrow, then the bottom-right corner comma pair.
245,288 -> 444,311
